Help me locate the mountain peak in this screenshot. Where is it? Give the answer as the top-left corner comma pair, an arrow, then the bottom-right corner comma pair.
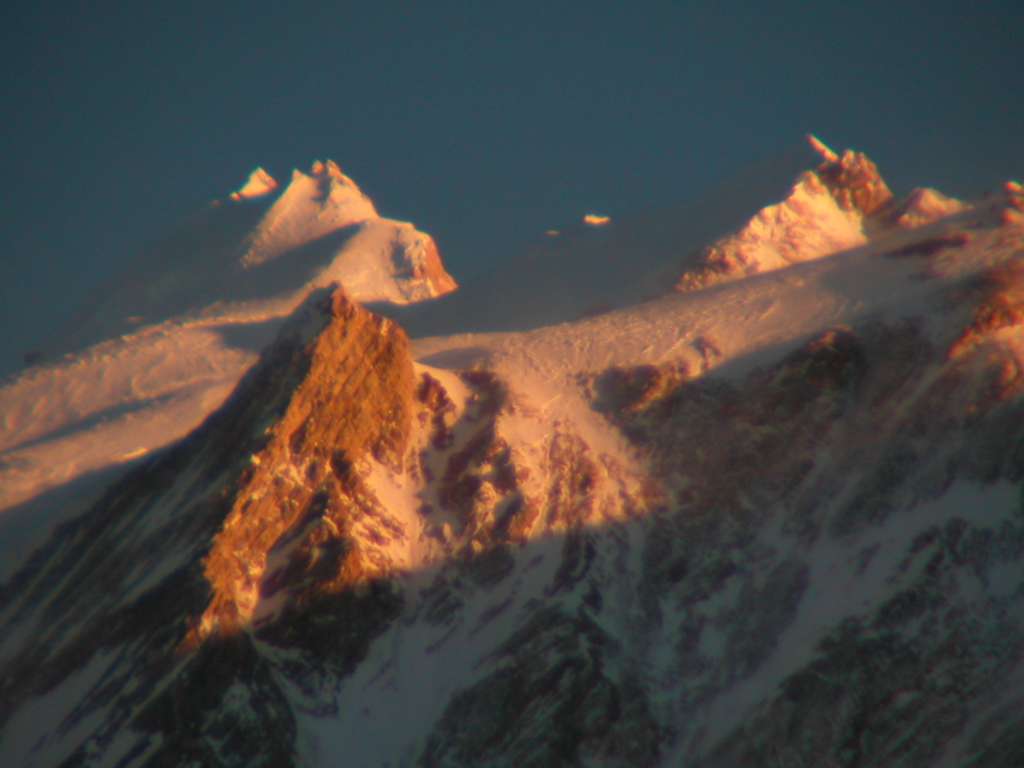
806,134 -> 893,215
676,138 -> 901,292
229,167 -> 278,201
190,286 -> 415,644
242,161 -> 379,268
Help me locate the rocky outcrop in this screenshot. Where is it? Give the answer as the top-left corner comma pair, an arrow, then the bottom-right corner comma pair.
810,138 -> 893,216
421,607 -> 664,767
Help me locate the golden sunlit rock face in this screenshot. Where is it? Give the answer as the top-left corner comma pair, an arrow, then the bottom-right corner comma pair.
191,290 -> 415,645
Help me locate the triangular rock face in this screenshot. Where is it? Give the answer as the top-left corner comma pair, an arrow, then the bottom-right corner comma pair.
192,289 -> 416,643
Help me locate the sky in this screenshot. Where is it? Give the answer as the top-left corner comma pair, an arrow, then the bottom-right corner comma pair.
1,1 -> 1021,374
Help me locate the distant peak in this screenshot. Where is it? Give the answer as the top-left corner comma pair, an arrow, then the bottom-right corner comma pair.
229,167 -> 278,201
675,137 -> 899,293
240,159 -> 379,268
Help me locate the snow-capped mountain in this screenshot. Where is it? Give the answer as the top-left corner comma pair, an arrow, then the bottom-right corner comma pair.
0,161 -> 456,521
2,140 -> 1024,767
676,136 -> 965,292
50,158 -> 456,358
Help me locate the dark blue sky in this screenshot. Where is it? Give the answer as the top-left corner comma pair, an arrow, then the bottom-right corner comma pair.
1,1 -> 1021,370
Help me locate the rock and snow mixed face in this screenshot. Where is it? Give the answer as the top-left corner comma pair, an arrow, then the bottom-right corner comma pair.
2,142 -> 1024,767
0,161 -> 457,518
